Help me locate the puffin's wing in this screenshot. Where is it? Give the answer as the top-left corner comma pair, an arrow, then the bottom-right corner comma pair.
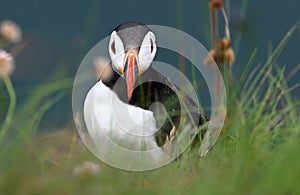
147,67 -> 208,126
131,67 -> 207,147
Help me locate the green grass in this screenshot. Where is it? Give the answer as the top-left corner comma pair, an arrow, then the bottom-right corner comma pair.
1,18 -> 300,195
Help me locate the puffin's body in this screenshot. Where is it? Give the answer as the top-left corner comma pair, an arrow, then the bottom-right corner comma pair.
84,22 -> 207,161
101,65 -> 207,146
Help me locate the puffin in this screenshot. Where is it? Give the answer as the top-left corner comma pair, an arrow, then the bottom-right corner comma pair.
84,22 -> 208,162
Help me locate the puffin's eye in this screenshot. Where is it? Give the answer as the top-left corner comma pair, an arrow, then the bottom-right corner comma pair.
150,38 -> 154,53
111,41 -> 116,54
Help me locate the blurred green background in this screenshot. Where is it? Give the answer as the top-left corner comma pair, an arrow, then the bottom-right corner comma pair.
1,1 -> 300,194
2,0 -> 299,130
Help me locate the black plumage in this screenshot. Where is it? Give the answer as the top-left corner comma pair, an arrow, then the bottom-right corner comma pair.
102,66 -> 208,147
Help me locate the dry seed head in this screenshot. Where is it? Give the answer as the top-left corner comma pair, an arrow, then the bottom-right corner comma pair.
224,48 -> 235,66
0,20 -> 22,43
204,49 -> 217,67
219,38 -> 231,51
0,50 -> 15,77
209,0 -> 224,9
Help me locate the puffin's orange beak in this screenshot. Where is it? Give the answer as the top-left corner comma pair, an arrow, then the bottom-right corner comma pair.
124,50 -> 139,100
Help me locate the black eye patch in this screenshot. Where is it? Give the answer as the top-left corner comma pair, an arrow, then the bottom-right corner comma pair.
150,38 -> 154,53
111,41 -> 116,54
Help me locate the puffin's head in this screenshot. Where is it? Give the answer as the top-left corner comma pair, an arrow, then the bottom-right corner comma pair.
108,22 -> 157,100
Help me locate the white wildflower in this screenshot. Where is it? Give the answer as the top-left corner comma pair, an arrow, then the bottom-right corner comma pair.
72,161 -> 101,176
0,20 -> 22,43
0,50 -> 14,77
94,57 -> 113,81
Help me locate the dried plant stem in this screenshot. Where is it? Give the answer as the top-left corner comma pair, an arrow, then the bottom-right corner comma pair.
210,8 -> 218,51
287,64 -> 300,81
210,6 -> 222,108
0,76 -> 16,142
221,8 -> 230,40
215,68 -> 221,107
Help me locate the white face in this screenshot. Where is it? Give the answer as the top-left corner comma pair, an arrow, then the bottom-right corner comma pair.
138,31 -> 157,73
108,30 -> 157,76
108,31 -> 125,74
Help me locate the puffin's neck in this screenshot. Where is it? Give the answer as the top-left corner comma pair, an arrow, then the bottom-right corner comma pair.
101,67 -> 121,90
101,65 -> 155,104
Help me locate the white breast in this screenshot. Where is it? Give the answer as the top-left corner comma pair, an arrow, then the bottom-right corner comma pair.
84,80 -> 166,164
